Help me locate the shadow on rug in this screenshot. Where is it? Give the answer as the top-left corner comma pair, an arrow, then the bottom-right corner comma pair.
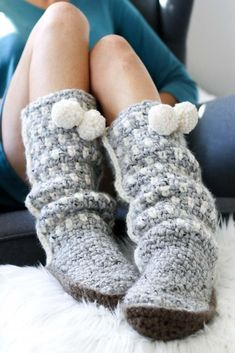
0,216 -> 234,353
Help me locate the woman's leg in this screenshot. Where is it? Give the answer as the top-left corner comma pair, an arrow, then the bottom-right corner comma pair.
90,35 -> 161,194
2,2 -> 89,182
91,35 -> 218,340
9,11 -> 137,307
90,35 -> 161,126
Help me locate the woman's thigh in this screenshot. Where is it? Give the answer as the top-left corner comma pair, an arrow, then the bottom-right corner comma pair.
1,2 -> 90,183
1,41 -> 32,183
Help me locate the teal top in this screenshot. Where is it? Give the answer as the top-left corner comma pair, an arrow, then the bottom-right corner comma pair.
0,0 -> 198,104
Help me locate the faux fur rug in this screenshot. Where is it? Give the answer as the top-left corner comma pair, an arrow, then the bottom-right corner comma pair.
0,217 -> 235,353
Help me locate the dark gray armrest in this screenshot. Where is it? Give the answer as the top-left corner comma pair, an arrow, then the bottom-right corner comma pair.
0,210 -> 46,266
130,0 -> 194,64
158,0 -> 194,63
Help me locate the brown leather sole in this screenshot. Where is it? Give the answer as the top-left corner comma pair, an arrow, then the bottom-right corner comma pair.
47,265 -> 124,309
69,283 -> 124,309
124,290 -> 217,341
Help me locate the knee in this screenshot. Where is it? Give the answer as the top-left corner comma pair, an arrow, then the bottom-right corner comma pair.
39,2 -> 89,37
90,35 -> 134,68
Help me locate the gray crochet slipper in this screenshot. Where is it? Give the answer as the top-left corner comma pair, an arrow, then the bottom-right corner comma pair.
102,101 -> 218,338
21,89 -> 138,308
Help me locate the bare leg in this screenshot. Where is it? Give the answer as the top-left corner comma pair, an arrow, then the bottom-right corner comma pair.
92,35 -> 218,341
18,15 -> 138,307
90,35 -> 161,125
2,2 -> 89,182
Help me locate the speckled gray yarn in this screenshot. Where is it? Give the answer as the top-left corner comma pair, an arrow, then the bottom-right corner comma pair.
102,101 -> 218,335
21,89 -> 138,306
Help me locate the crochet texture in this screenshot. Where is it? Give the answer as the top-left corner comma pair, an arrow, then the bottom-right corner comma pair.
102,101 -> 218,340
21,89 -> 138,308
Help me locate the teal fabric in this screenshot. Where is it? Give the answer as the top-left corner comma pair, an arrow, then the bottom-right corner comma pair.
0,141 -> 30,207
0,0 -> 198,207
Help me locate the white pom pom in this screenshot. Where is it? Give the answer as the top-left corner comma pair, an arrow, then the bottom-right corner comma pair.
174,102 -> 198,134
78,109 -> 106,141
51,99 -> 84,129
148,104 -> 178,135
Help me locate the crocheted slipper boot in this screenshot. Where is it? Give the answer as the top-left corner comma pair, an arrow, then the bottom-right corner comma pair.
21,89 -> 138,308
102,101 -> 218,339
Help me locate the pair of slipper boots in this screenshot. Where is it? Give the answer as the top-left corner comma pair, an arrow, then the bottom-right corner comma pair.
21,88 -> 218,341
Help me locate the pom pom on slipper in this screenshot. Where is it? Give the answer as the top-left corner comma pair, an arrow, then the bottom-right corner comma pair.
148,101 -> 199,136
51,100 -> 106,140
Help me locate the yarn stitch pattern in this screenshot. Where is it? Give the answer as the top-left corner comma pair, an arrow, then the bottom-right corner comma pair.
102,101 -> 218,340
21,89 -> 138,309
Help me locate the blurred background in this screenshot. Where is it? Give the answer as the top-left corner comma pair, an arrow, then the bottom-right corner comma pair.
187,0 -> 235,98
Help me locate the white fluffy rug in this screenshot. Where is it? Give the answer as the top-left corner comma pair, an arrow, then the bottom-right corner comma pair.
0,217 -> 235,353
